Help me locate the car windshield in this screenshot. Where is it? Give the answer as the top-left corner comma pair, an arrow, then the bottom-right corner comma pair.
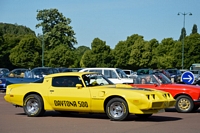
116,69 -> 128,78
167,70 -> 177,74
82,73 -> 114,87
133,73 -> 171,84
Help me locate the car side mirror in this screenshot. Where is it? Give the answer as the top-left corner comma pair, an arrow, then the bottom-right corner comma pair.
76,84 -> 82,89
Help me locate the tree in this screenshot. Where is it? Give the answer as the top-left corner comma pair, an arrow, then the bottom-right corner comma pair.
0,34 -> 22,69
0,23 -> 35,35
191,24 -> 198,34
80,38 -> 113,67
9,35 -> 41,68
72,46 -> 90,67
179,27 -> 186,41
128,37 -> 148,69
45,44 -> 74,67
155,38 -> 177,69
114,34 -> 143,70
184,33 -> 200,68
36,8 -> 77,50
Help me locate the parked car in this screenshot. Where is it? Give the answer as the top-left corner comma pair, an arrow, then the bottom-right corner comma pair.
122,69 -> 137,78
4,72 -> 175,121
79,68 -> 133,84
8,68 -> 28,78
180,69 -> 189,74
190,70 -> 200,84
0,67 -> 59,92
0,77 -> 39,92
153,69 -> 171,80
130,73 -> 200,113
166,69 -> 182,83
137,68 -> 154,75
26,67 -> 59,78
0,68 -> 10,78
62,68 -> 83,72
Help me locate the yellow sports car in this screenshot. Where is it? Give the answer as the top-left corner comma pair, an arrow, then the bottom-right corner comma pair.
4,72 -> 176,121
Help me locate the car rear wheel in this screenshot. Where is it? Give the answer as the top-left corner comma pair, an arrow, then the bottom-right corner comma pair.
23,94 -> 45,117
175,95 -> 194,113
106,98 -> 129,121
135,114 -> 152,118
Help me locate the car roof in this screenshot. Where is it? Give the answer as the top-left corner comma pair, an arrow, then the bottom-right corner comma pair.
44,72 -> 99,78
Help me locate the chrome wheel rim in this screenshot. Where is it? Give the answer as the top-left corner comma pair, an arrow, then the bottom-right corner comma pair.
109,102 -> 125,118
178,98 -> 191,111
26,99 -> 39,114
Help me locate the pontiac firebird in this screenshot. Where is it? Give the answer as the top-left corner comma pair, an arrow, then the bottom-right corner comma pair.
4,72 -> 176,121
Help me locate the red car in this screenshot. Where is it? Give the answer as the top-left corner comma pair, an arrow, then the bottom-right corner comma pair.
130,73 -> 200,113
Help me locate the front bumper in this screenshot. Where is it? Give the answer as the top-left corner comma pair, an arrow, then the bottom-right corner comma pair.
194,99 -> 200,105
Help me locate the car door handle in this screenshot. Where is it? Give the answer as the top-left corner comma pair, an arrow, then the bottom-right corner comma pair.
50,90 -> 54,92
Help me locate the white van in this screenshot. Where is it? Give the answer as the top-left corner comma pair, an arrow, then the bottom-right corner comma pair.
79,68 -> 133,84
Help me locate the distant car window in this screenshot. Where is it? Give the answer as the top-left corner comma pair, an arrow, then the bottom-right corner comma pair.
110,70 -> 118,78
52,68 -> 59,73
123,71 -> 130,75
52,76 -> 83,87
89,69 -> 102,73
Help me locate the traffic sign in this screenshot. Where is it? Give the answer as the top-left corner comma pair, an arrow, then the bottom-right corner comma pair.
181,71 -> 195,84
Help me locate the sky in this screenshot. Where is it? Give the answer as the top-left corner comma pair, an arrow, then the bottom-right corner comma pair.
1,0 -> 200,49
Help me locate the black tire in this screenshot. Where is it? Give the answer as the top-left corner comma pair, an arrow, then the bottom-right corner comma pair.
23,94 -> 45,117
192,106 -> 199,112
175,95 -> 194,113
135,114 -> 152,118
106,98 -> 129,121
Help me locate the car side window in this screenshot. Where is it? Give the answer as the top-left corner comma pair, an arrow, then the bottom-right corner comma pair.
110,70 -> 118,78
104,70 -> 117,78
52,76 -> 83,87
104,70 -> 110,78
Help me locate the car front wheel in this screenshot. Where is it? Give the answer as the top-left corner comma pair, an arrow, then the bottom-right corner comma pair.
175,95 -> 194,113
23,94 -> 45,117
106,98 -> 129,121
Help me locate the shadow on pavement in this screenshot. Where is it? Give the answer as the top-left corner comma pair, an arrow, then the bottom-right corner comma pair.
16,111 -> 182,122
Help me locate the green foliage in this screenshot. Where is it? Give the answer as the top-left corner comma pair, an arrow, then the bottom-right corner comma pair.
9,35 -> 41,68
191,24 -> 198,35
45,44 -> 74,67
0,34 -> 22,69
80,38 -> 113,67
184,33 -> 200,68
0,23 -> 35,35
0,14 -> 200,71
114,34 -> 143,70
72,46 -> 90,68
179,28 -> 186,41
36,9 -> 77,50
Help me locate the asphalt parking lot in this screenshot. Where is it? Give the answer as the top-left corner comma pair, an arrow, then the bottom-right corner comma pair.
0,92 -> 200,133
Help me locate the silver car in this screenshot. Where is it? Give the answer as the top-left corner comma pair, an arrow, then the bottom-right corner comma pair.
190,70 -> 200,83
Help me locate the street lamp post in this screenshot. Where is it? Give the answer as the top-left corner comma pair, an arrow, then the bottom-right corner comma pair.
177,12 -> 192,69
